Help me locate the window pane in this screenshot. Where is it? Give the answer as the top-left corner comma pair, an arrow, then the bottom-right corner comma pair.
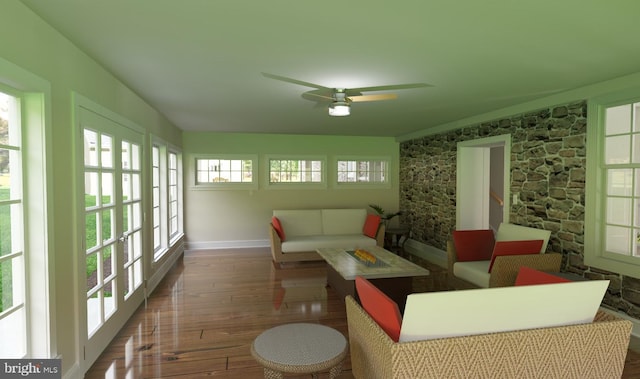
607,197 -> 631,225
606,104 -> 631,136
0,204 -> 12,257
121,141 -> 130,170
605,135 -> 630,164
84,129 -> 98,166
606,225 -> 630,255
101,209 -> 113,242
101,135 -> 113,168
131,144 -> 140,170
608,169 -> 632,196
84,172 -> 98,208
86,251 -> 98,292
103,280 -> 115,319
85,212 -> 98,250
0,306 -> 25,357
102,173 -> 113,205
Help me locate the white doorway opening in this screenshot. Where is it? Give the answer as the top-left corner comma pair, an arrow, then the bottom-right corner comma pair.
456,134 -> 511,231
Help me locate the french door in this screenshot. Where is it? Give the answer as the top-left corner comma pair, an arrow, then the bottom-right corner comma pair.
78,106 -> 145,368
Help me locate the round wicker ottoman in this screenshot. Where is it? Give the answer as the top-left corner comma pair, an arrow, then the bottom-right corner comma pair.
251,323 -> 348,379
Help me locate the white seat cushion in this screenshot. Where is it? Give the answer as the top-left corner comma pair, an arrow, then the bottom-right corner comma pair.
453,260 -> 491,288
281,234 -> 376,253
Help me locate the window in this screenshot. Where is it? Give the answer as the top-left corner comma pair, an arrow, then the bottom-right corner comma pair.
191,155 -> 257,190
0,67 -> 52,359
336,158 -> 390,185
168,151 -> 181,241
152,139 -> 183,261
197,158 -> 252,183
586,97 -> 640,278
0,90 -> 26,357
268,158 -> 324,184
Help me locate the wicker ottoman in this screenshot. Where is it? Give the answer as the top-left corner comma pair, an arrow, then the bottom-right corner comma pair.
251,323 -> 348,379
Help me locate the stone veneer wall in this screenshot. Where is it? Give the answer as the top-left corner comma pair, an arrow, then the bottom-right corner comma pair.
399,100 -> 640,318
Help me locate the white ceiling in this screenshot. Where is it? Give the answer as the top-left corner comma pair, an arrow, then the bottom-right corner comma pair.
19,0 -> 640,138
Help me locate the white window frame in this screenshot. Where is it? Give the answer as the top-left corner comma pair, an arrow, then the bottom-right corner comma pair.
168,148 -> 183,244
152,137 -> 184,262
586,92 -> 640,279
190,154 -> 258,190
0,58 -> 55,359
265,155 -> 327,190
334,155 -> 392,189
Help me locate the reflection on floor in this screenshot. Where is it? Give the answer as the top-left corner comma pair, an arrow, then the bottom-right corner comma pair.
83,246 -> 640,379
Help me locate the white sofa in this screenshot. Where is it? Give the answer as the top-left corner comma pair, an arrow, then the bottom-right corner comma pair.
447,223 -> 562,288
269,209 -> 385,264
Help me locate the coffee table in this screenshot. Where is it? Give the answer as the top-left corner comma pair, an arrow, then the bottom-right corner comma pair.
251,323 -> 347,379
316,246 -> 429,312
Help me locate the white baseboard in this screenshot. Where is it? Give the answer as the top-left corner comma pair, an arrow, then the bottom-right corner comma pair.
147,242 -> 184,294
404,238 -> 447,268
185,239 -> 270,250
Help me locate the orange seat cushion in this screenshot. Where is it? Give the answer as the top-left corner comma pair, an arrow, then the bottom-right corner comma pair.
355,276 -> 402,342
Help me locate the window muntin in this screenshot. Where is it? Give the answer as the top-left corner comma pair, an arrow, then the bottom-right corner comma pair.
602,101 -> 640,260
269,159 -> 323,183
337,159 -> 389,184
196,158 -> 253,183
152,145 -> 162,254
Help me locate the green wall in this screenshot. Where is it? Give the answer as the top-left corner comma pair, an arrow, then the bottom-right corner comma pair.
0,2 -> 182,377
183,132 -> 400,245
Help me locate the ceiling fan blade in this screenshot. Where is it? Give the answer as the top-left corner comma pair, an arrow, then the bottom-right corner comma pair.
349,93 -> 398,102
350,83 -> 432,93
302,89 -> 334,102
261,72 -> 330,90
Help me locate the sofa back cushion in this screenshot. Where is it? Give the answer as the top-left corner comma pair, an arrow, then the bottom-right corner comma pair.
273,210 -> 323,237
515,266 -> 571,286
495,223 -> 551,253
488,239 -> 544,272
399,279 -> 610,343
362,214 -> 381,238
355,276 -> 402,342
452,229 -> 495,262
322,209 -> 367,235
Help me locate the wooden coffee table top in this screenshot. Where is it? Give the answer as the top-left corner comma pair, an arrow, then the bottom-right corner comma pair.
316,246 -> 430,280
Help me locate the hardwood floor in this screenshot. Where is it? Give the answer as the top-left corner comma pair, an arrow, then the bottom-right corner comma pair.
85,247 -> 640,378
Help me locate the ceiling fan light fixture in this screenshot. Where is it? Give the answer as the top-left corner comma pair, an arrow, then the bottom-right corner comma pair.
328,101 -> 350,117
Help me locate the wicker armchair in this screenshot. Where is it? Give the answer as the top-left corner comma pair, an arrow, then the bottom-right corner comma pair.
447,239 -> 563,288
345,295 -> 632,379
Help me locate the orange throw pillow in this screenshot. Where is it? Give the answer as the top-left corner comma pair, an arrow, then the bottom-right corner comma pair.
515,267 -> 570,286
362,214 -> 381,238
271,216 -> 286,241
452,229 -> 495,262
355,276 -> 402,342
488,239 -> 543,272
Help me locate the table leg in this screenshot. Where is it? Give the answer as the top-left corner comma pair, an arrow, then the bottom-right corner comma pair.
264,368 -> 283,379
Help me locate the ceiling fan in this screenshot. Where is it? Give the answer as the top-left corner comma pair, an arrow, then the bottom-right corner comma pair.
262,72 -> 431,117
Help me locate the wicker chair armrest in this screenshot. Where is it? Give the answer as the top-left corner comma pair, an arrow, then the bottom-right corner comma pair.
446,238 -> 457,274
489,253 -> 563,287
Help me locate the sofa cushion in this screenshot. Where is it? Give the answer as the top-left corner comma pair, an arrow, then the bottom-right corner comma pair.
515,266 -> 571,286
271,216 -> 286,241
488,239 -> 544,272
273,210 -> 323,237
399,279 -> 610,343
355,276 -> 402,342
453,260 -> 491,288
280,234 -> 377,253
452,229 -> 495,262
322,209 -> 367,235
362,214 -> 381,238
